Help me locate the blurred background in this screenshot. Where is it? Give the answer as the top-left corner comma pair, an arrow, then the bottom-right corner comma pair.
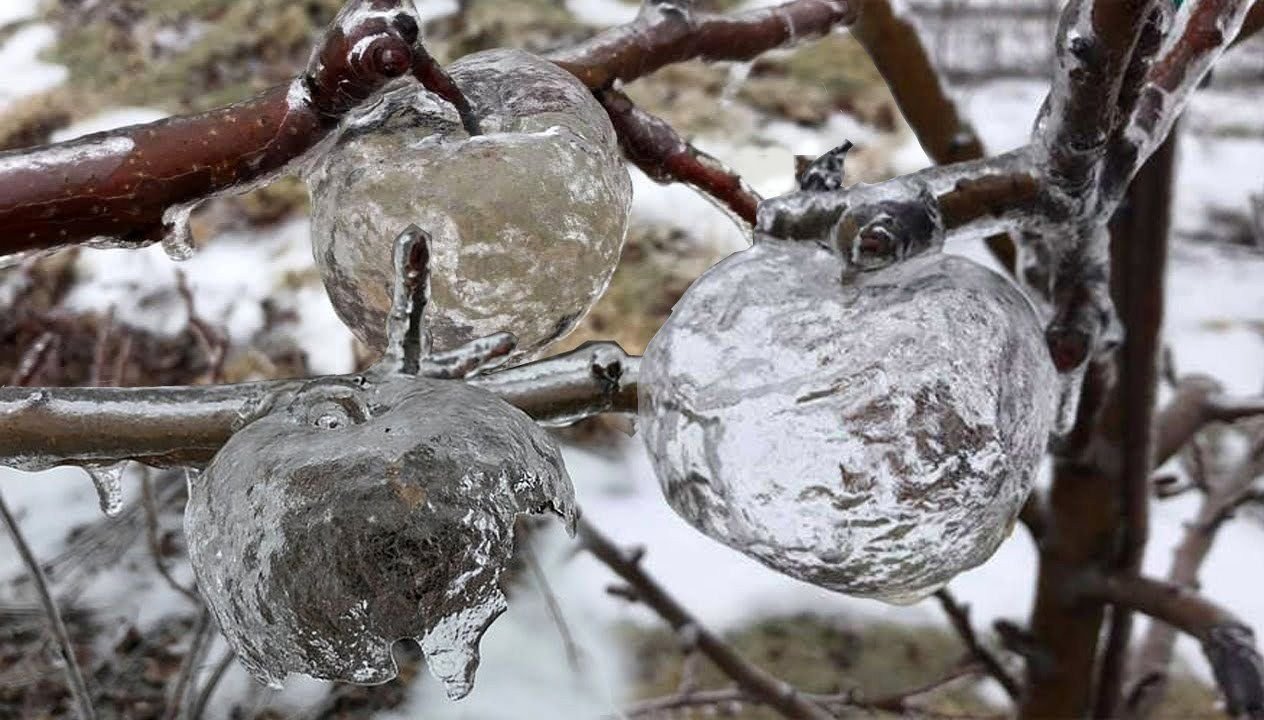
1,0 -> 1262,717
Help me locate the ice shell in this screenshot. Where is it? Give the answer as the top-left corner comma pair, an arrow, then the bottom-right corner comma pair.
639,242 -> 1058,604
184,376 -> 575,697
306,48 -> 633,363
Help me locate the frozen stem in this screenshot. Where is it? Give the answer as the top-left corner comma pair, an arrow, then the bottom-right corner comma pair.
379,225 -> 434,376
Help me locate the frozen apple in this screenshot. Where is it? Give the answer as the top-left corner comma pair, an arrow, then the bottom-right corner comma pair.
639,241 -> 1057,604
306,48 -> 632,362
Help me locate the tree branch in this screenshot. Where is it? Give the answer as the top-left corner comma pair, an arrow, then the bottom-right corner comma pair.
1083,573 -> 1264,720
578,518 -> 836,720
596,87 -> 761,228
0,0 -> 445,259
0,342 -> 639,470
1155,376 -> 1264,465
934,589 -> 1021,700
1127,431 -> 1264,719
549,0 -> 858,90
0,490 -> 96,720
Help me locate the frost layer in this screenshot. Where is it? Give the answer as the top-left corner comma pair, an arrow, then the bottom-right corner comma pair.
640,243 -> 1057,604
306,49 -> 633,362
185,375 -> 575,698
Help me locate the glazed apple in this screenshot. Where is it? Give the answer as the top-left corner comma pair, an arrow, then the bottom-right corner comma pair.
306,48 -> 633,362
184,227 -> 577,699
639,241 -> 1058,604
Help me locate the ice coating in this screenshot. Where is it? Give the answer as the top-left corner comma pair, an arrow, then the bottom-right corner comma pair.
85,462 -> 127,518
306,48 -> 633,362
639,242 -> 1058,603
185,373 -> 575,697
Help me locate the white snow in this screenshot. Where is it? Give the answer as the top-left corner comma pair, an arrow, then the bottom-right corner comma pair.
0,25 -> 67,110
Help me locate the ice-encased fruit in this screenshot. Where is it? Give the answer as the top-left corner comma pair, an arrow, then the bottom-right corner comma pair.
639,242 -> 1057,604
306,48 -> 633,362
184,374 -> 575,699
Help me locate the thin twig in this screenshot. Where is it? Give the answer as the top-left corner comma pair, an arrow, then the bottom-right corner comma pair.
934,589 -> 1020,700
0,490 -> 97,720
188,649 -> 235,720
163,607 -> 213,720
578,518 -> 835,720
140,470 -> 200,603
521,531 -> 583,674
8,331 -> 57,387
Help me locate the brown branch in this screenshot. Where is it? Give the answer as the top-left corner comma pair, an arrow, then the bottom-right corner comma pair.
0,490 -> 97,720
847,0 -> 1016,270
411,43 -> 482,136
578,518 -> 836,720
850,0 -> 981,165
1127,431 -> 1264,719
1083,573 -> 1264,720
0,342 -> 639,469
596,87 -> 761,227
0,0 -> 428,259
1155,376 -> 1264,465
1020,125 -> 1178,720
549,0 -> 858,90
163,607 -> 213,720
189,650 -> 235,720
934,590 -> 1021,700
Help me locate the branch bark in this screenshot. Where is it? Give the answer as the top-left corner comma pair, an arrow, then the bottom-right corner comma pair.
548,0 -> 858,89
1155,375 -> 1264,465
0,0 -> 429,259
596,87 -> 761,228
578,518 -> 836,720
935,589 -> 1021,700
0,342 -> 639,470
1083,573 -> 1264,720
1127,431 -> 1264,719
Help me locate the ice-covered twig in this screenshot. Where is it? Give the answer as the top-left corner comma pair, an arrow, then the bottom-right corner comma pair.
549,0 -> 857,89
1126,430 -> 1264,719
596,87 -> 761,228
189,650 -> 235,720
411,42 -> 482,136
1081,572 -> 1264,720
934,590 -> 1020,700
578,518 -> 837,720
0,0 -> 428,259
140,470 -> 200,603
0,490 -> 97,720
0,342 -> 640,469
163,608 -> 213,720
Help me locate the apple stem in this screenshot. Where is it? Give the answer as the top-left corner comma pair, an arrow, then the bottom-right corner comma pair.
413,44 -> 483,137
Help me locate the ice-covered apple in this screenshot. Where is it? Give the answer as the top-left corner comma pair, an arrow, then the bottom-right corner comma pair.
639,240 -> 1058,604
184,227 -> 576,699
306,48 -> 632,362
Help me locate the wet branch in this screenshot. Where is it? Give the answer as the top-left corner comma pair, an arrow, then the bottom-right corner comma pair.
596,87 -> 761,227
0,0 -> 451,259
549,0 -> 858,90
0,342 -> 639,470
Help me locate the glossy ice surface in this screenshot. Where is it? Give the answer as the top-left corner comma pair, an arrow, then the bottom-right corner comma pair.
307,49 -> 632,362
640,242 -> 1057,603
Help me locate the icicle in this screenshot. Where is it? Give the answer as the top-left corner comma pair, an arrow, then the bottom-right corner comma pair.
160,204 -> 197,261
85,462 -> 128,518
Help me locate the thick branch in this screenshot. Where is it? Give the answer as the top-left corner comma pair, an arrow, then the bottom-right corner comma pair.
0,0 -> 429,259
596,87 -> 761,227
0,343 -> 639,470
1083,573 -> 1264,720
549,0 -> 857,89
578,518 -> 836,720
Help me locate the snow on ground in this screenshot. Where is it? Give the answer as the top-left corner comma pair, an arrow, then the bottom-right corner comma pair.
1,9 -> 1262,719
